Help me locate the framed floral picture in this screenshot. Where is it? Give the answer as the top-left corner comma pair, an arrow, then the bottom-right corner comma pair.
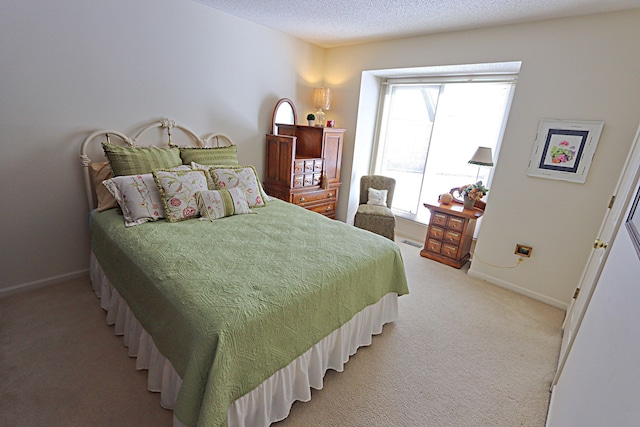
527,119 -> 604,184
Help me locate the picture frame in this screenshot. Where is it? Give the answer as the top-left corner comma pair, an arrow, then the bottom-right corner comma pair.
527,119 -> 604,184
626,183 -> 640,260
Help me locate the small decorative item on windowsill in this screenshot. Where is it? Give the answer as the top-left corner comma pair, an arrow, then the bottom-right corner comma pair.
460,181 -> 489,210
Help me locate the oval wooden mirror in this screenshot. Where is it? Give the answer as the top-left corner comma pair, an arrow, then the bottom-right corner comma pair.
272,98 -> 297,135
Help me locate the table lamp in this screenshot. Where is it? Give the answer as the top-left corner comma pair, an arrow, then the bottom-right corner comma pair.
468,146 -> 494,181
313,87 -> 331,127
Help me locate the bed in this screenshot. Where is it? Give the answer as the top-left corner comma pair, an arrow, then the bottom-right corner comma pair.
80,118 -> 409,427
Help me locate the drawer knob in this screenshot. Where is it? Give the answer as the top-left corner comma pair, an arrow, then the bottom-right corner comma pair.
328,192 -> 333,197
326,206 -> 332,212
300,197 -> 305,202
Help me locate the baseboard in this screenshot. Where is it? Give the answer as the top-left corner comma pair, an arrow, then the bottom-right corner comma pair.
0,269 -> 89,299
467,269 -> 568,310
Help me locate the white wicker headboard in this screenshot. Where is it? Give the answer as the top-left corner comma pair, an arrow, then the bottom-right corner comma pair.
80,118 -> 233,211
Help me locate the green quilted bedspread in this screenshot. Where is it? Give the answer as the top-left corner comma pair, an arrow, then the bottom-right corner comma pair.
91,199 -> 409,427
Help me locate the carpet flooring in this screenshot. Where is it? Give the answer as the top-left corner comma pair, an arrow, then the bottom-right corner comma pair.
0,240 -> 564,426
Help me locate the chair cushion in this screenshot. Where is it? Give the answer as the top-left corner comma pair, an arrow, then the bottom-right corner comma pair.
356,204 -> 395,218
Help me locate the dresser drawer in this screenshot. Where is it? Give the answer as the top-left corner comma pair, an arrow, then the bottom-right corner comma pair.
432,212 -> 448,227
307,202 -> 335,216
443,229 -> 462,245
293,188 -> 338,205
304,160 -> 315,173
441,244 -> 459,259
446,216 -> 465,231
426,239 -> 442,253
293,175 -> 304,188
428,226 -> 444,240
294,161 -> 305,174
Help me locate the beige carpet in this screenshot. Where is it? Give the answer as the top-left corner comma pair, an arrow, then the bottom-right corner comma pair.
0,241 -> 563,426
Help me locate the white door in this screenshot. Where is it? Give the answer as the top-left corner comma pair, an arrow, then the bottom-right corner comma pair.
552,123 -> 640,387
546,176 -> 640,426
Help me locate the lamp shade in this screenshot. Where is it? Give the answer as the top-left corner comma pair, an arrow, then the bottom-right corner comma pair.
468,146 -> 494,166
313,87 -> 331,110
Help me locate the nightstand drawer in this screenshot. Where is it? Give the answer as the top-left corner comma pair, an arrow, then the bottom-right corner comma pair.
429,226 -> 444,240
441,244 -> 459,259
447,216 -> 465,231
426,239 -> 442,253
444,229 -> 462,245
432,212 -> 448,227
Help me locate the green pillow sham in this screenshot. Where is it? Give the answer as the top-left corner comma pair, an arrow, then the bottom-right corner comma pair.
179,146 -> 239,166
102,142 -> 182,176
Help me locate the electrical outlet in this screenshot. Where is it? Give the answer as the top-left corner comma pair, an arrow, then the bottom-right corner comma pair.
515,244 -> 532,257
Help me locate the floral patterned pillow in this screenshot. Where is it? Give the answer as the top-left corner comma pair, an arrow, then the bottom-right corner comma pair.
195,188 -> 252,221
152,169 -> 209,222
209,165 -> 267,208
102,174 -> 165,227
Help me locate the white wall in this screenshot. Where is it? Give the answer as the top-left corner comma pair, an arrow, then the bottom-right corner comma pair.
0,0 -> 324,294
324,10 -> 640,307
3,1 -> 640,309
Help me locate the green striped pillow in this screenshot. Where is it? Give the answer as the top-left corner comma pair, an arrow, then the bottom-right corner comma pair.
179,146 -> 239,166
195,188 -> 251,220
102,143 -> 182,176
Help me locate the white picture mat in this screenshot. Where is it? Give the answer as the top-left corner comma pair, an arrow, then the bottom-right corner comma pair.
527,119 -> 604,184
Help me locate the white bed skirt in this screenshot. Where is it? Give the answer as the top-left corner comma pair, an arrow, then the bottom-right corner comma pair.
89,252 -> 399,427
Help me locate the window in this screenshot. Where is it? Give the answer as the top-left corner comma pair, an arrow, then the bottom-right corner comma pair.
373,75 -> 516,224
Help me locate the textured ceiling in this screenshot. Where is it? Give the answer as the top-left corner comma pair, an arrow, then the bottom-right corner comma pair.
193,0 -> 640,47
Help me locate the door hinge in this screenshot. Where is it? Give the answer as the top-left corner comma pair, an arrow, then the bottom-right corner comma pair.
573,288 -> 580,299
608,195 -> 616,209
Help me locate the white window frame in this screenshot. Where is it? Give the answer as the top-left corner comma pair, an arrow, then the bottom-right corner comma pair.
370,69 -> 518,225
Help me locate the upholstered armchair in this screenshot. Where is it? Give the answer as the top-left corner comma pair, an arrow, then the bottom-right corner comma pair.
354,175 -> 396,240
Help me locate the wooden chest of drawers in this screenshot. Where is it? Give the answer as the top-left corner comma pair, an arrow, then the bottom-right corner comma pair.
264,125 -> 345,219
420,201 -> 483,268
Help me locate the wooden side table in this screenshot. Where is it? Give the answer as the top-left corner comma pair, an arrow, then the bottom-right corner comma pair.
420,201 -> 484,268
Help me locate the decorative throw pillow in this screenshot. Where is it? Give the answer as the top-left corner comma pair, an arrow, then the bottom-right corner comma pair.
89,162 -> 118,212
367,188 -> 388,206
102,142 -> 182,176
153,169 -> 209,222
191,161 -> 224,188
195,188 -> 252,221
103,174 -> 165,227
179,146 -> 239,166
209,165 -> 267,208
167,165 -> 193,171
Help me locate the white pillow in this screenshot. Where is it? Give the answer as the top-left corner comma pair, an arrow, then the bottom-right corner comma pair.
103,174 -> 165,227
367,188 -> 388,206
